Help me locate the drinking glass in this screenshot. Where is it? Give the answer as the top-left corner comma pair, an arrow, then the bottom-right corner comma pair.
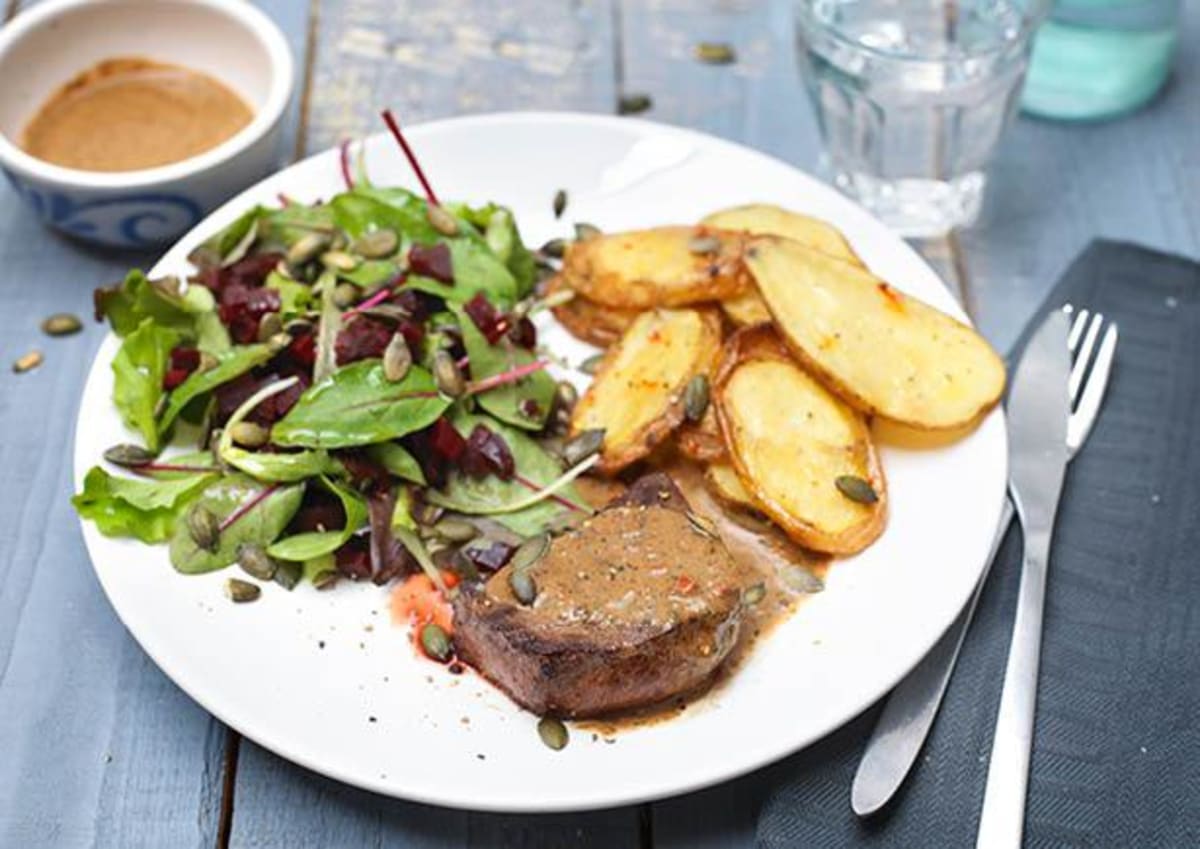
796,0 -> 1050,237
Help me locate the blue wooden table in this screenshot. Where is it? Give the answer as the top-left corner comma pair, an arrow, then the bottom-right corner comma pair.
1,2 -> 1196,846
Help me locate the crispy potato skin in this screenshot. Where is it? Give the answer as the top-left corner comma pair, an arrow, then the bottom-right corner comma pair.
571,308 -> 723,475
704,461 -> 759,511
562,226 -> 749,309
545,274 -> 639,348
701,204 -> 865,328
744,237 -> 1006,431
713,324 -> 887,554
677,406 -> 728,463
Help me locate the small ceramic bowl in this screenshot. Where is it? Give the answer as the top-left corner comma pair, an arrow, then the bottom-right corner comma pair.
0,0 -> 293,248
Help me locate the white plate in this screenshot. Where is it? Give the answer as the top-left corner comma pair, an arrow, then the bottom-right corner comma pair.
74,112 -> 1007,812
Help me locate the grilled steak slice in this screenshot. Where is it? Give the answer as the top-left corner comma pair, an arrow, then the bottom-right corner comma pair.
452,473 -> 748,717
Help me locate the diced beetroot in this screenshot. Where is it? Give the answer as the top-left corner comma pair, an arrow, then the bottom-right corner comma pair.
463,293 -> 506,344
335,536 -> 372,580
408,243 -> 453,284
394,317 -> 425,354
219,285 -> 281,344
335,449 -> 393,493
392,287 -> 437,322
466,424 -> 515,481
508,316 -> 537,350
400,430 -> 445,489
195,252 -> 282,294
463,540 -> 516,572
215,370 -> 310,425
429,417 -> 467,462
170,347 -> 201,371
287,488 -> 347,534
335,315 -> 393,365
284,330 -> 316,368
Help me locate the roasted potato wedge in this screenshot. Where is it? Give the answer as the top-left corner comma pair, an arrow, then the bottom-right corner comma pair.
704,461 -> 758,511
701,204 -> 865,327
745,237 -> 1006,431
677,405 -> 728,463
562,226 -> 749,308
571,308 -> 722,474
545,274 -> 639,348
714,324 -> 886,554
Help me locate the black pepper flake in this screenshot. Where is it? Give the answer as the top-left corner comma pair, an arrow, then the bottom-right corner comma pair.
318,640 -> 326,649
368,716 -> 377,723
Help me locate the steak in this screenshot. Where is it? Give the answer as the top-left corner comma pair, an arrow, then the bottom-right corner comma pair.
452,473 -> 749,717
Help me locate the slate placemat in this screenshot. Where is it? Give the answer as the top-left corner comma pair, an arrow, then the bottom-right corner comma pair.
757,240 -> 1200,848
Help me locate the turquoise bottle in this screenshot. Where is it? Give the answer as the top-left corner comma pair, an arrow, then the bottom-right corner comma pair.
1022,0 -> 1182,120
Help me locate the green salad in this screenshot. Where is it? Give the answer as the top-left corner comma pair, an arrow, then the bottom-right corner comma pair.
73,127 -> 600,602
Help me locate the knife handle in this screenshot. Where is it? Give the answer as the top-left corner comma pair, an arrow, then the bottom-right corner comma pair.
851,498 -> 1016,816
975,524 -> 1053,849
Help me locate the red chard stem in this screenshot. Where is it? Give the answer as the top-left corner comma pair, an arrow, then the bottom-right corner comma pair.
381,109 -> 440,206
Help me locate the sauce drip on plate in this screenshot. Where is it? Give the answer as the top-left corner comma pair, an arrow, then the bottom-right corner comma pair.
21,57 -> 253,172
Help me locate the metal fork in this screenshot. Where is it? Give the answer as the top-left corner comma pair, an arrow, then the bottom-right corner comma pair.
851,304 -> 1118,817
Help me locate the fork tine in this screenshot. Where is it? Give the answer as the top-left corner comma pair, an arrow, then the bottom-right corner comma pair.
1067,307 -> 1090,352
1069,312 -> 1104,403
1067,322 -> 1118,454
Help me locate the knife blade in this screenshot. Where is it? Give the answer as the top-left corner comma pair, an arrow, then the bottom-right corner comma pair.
975,309 -> 1071,848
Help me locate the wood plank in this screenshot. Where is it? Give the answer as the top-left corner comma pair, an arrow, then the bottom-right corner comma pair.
228,3 -> 642,846
0,2 -> 311,847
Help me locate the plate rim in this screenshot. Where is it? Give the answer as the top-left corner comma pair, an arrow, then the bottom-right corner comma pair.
74,110 -> 1008,812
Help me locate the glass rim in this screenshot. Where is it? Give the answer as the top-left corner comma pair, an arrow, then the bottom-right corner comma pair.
795,0 -> 1051,63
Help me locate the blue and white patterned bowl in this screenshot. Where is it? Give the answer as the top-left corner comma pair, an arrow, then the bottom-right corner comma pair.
0,0 -> 293,249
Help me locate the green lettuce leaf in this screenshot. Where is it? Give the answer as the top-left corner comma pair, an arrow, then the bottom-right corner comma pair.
112,319 -> 182,453
95,270 -> 230,352
169,477 -> 304,574
72,466 -> 217,543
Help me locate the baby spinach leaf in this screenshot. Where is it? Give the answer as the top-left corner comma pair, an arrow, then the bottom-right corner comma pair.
426,412 -> 584,534
451,203 -> 536,297
112,319 -> 182,454
158,343 -> 275,435
95,270 -> 230,352
190,206 -> 267,267
267,476 -> 366,561
446,240 -> 519,307
72,466 -> 217,543
450,304 -> 553,430
332,189 -> 437,243
264,271 -> 314,315
224,448 -> 335,483
169,477 -> 304,574
363,442 -> 426,484
260,202 -> 336,248
272,360 -> 450,449
337,260 -> 399,290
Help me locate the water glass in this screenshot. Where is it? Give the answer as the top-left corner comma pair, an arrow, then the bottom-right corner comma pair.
796,0 -> 1050,237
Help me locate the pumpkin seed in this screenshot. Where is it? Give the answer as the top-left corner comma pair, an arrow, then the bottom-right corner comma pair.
286,232 -> 331,266
420,622 -> 453,662
579,353 -> 604,375
267,332 -> 294,354
512,533 -> 550,572
552,189 -> 567,219
321,250 -> 359,272
433,518 -> 478,543
781,564 -> 824,594
539,238 -> 566,259
411,501 -> 445,527
230,421 -> 270,448
509,569 -> 538,606
333,282 -> 360,309
274,259 -> 296,280
256,311 -> 283,343
618,93 -> 652,115
284,318 -> 313,337
12,350 -> 43,373
835,475 -> 878,505
352,229 -> 398,258
312,569 -> 339,590
554,380 -> 578,413
273,559 -> 302,590
537,716 -> 569,751
237,542 -> 278,581
694,41 -> 736,64
103,443 -> 155,467
574,222 -> 602,242
41,313 -> 82,336
187,505 -> 221,553
686,511 -> 718,540
427,205 -> 459,236
382,333 -> 412,382
432,350 -> 466,398
225,578 -> 261,603
562,428 -> 604,467
683,374 -> 710,422
742,582 -> 767,605
687,235 -> 720,255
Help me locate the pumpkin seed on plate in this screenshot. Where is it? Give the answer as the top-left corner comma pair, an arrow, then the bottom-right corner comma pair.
321,250 -> 359,272
432,350 -> 466,398
537,716 -> 569,751
103,443 -> 155,467
509,570 -> 538,606
683,374 -> 710,422
618,93 -> 652,115
274,559 -> 302,590
41,313 -> 82,336
553,380 -> 578,413
237,543 -> 278,581
539,238 -> 566,259
420,622 -> 453,662
230,421 -> 270,448
562,428 -> 604,467
433,518 -> 478,543
574,222 -> 602,242
553,189 -> 567,219
510,533 -> 550,574
694,41 -> 737,64
835,475 -> 878,505
332,282 -> 360,309
382,333 -> 412,383
286,232 -> 330,266
427,204 -> 459,236
256,311 -> 283,343
225,578 -> 261,603
742,582 -> 767,605
187,505 -> 221,552
579,353 -> 604,375
12,350 -> 43,373
352,228 -> 398,258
